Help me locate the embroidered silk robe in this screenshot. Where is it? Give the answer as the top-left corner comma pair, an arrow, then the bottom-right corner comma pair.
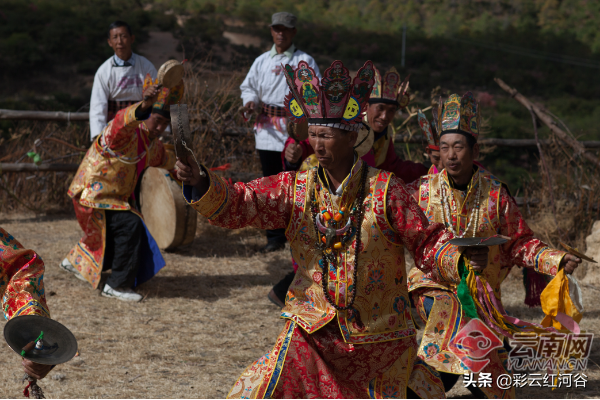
68,102 -> 176,210
1,227 -> 50,320
404,166 -> 566,398
184,160 -> 463,398
66,103 -> 175,288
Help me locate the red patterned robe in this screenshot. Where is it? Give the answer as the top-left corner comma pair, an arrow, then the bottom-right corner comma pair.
184,159 -> 463,398
405,166 -> 566,399
66,102 -> 175,288
1,227 -> 50,321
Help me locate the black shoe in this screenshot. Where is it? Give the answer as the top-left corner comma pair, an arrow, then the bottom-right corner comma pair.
260,241 -> 285,253
267,289 -> 286,308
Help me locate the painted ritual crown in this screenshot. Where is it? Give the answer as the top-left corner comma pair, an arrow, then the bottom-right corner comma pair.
143,73 -> 185,118
417,107 -> 440,151
283,60 -> 376,132
437,92 -> 480,140
369,67 -> 411,108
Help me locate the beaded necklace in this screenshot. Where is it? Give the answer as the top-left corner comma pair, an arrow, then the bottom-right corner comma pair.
441,170 -> 481,238
310,164 -> 368,311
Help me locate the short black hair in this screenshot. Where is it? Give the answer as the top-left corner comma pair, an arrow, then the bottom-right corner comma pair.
465,133 -> 476,149
108,21 -> 132,38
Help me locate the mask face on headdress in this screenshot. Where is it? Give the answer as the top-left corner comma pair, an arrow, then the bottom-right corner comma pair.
369,67 -> 411,109
143,73 -> 185,114
417,109 -> 440,151
283,60 -> 375,129
437,91 -> 480,140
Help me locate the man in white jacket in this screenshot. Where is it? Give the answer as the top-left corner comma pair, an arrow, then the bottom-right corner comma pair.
89,21 -> 157,141
239,12 -> 320,252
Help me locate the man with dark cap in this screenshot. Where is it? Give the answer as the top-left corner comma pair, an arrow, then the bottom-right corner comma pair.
239,12 -> 321,253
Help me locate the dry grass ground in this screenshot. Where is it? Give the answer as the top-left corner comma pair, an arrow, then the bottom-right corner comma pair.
0,212 -> 598,399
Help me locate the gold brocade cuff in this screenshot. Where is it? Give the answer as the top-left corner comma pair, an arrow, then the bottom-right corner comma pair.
534,247 -> 567,276
10,300 -> 51,320
434,241 -> 462,285
182,167 -> 229,219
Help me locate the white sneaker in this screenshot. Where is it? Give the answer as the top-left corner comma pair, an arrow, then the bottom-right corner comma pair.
101,284 -> 143,302
59,258 -> 87,282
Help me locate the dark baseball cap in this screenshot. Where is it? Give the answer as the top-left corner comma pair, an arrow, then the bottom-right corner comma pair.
270,12 -> 296,28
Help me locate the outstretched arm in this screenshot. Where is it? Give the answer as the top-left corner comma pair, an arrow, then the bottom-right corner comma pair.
177,157 -> 296,230
497,187 -> 580,275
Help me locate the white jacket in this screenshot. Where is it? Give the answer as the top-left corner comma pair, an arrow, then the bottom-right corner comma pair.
89,53 -> 157,139
240,45 -> 320,152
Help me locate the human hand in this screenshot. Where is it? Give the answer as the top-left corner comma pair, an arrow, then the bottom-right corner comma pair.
176,156 -> 203,188
141,84 -> 161,110
22,359 -> 53,380
285,141 -> 302,164
560,254 -> 581,275
240,101 -> 256,120
462,246 -> 489,272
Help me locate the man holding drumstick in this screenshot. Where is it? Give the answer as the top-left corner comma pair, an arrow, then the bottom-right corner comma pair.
239,11 -> 320,253
60,74 -> 183,301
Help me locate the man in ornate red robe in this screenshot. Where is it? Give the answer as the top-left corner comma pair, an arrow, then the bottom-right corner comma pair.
176,60 -> 488,398
268,66 -> 429,308
406,92 -> 581,398
61,75 -> 181,301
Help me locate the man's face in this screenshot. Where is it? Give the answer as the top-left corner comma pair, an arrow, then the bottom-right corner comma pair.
308,126 -> 357,170
366,102 -> 398,133
107,26 -> 134,59
427,149 -> 442,171
145,113 -> 170,139
270,25 -> 296,50
439,133 -> 479,179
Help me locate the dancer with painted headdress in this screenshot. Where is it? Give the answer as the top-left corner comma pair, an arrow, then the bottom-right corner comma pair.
269,66 -> 429,307
176,60 -> 491,398
405,92 -> 582,398
283,66 -> 427,181
417,107 -> 443,174
61,74 -> 183,301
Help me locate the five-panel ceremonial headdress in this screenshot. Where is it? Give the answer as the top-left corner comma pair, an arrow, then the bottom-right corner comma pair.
437,92 -> 480,140
369,67 -> 411,108
143,73 -> 185,119
283,60 -> 376,132
417,107 -> 440,151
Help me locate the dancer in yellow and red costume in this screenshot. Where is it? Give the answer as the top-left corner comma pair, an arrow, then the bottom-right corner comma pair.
176,60 -> 492,398
1,227 -> 57,381
406,93 -> 582,398
268,66 -> 429,308
62,74 -> 182,302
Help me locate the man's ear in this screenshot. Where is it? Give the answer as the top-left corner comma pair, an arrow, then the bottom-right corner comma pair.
348,130 -> 358,148
131,35 -> 135,44
472,143 -> 480,160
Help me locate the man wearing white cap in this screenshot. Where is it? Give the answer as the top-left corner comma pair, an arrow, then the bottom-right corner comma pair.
239,11 -> 321,253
